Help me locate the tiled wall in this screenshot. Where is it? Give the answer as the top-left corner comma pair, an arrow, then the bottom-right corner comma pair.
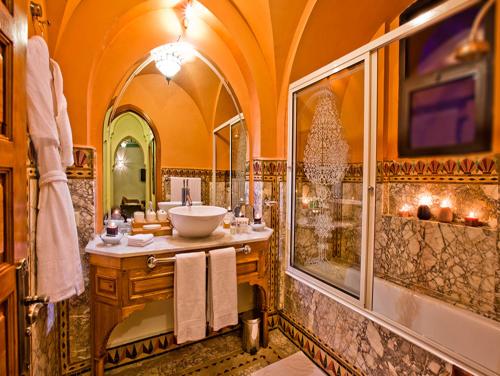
273,155 -> 500,375
28,147 -> 96,376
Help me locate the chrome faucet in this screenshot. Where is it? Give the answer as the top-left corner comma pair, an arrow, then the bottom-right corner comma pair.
182,179 -> 193,206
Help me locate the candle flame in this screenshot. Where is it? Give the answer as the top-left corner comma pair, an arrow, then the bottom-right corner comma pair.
468,211 -> 477,218
400,204 -> 411,211
440,199 -> 451,208
418,195 -> 432,206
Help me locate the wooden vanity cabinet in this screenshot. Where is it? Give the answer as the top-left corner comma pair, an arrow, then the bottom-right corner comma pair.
89,240 -> 270,376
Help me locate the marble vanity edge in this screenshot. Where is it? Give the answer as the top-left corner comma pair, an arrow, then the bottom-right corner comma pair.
85,228 -> 274,257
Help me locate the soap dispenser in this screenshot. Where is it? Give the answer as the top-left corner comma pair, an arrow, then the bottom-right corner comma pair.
146,201 -> 157,222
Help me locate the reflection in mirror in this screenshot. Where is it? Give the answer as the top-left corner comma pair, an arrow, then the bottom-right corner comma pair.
102,45 -> 247,220
291,59 -> 365,299
372,1 -> 498,372
105,111 -> 156,218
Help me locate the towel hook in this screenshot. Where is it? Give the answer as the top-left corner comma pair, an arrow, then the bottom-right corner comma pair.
30,1 -> 50,37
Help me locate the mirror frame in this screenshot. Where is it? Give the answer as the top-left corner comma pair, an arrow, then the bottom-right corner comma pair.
212,113 -> 245,207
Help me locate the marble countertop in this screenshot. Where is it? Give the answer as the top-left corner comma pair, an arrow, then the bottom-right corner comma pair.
85,227 -> 273,258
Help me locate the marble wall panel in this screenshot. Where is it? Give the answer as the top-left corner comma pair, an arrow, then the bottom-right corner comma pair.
283,276 -> 453,376
64,179 -> 96,364
375,215 -> 498,321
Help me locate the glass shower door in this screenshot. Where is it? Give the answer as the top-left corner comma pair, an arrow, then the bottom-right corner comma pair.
290,57 -> 368,300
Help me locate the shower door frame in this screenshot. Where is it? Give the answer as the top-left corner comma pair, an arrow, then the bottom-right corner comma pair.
284,1 -> 494,376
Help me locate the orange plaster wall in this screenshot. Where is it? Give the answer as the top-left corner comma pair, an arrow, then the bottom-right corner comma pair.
118,74 -> 212,169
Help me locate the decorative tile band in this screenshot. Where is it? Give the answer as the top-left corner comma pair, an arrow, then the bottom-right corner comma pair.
295,156 -> 499,184
253,159 -> 287,180
27,146 -> 96,179
161,167 -> 229,204
101,313 -> 279,372
277,312 -> 362,376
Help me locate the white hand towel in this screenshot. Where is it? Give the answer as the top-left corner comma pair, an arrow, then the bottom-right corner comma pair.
127,233 -> 154,246
187,178 -> 201,202
174,252 -> 206,344
207,247 -> 238,331
170,177 -> 185,201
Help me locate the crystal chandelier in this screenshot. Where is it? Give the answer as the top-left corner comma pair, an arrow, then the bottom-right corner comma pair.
151,42 -> 193,80
304,88 -> 349,186
303,87 -> 349,264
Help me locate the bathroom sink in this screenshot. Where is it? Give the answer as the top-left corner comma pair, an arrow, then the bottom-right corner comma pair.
169,206 -> 227,238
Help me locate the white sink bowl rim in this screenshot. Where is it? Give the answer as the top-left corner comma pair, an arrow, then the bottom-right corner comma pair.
169,206 -> 227,238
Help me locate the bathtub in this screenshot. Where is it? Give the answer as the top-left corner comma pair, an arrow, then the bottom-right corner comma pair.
373,277 -> 500,374
295,261 -> 500,374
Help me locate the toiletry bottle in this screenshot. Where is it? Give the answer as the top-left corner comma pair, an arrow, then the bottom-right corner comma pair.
146,201 -> 157,222
239,198 -> 246,218
223,207 -> 234,229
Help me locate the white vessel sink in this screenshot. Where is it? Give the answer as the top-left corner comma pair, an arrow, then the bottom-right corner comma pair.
169,206 -> 227,238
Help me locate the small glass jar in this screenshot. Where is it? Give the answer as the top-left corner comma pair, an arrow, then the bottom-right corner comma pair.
223,208 -> 234,229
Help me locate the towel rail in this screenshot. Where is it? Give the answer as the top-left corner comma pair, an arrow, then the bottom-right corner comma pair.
146,245 -> 252,269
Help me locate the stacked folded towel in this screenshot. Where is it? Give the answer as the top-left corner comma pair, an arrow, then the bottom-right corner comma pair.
127,234 -> 154,247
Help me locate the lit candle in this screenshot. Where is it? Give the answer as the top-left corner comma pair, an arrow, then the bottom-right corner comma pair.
437,199 -> 453,223
464,211 -> 479,227
398,204 -> 412,217
106,221 -> 118,236
301,197 -> 310,209
417,195 -> 432,220
253,214 -> 262,225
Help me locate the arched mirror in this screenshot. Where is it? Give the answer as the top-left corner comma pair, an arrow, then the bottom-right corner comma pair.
102,43 -> 248,220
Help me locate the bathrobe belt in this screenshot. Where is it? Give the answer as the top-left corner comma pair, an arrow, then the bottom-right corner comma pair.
39,170 -> 68,187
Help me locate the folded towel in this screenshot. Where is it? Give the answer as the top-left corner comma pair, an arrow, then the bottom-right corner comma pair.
174,252 -> 206,344
127,234 -> 154,247
207,247 -> 238,331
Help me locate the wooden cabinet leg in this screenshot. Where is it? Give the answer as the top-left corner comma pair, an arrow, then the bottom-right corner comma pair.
261,309 -> 269,347
253,283 -> 269,348
91,301 -> 121,375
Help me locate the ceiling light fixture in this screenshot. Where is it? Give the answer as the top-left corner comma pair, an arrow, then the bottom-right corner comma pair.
184,0 -> 194,29
151,41 -> 195,81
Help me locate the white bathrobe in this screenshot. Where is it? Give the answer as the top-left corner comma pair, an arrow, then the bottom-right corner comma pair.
26,36 -> 84,302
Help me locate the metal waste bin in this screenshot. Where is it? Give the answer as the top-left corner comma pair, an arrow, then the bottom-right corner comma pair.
241,311 -> 261,354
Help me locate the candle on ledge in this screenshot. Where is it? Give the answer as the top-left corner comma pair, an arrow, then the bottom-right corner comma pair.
301,197 -> 310,209
106,221 -> 118,236
417,195 -> 432,220
437,199 -> 453,223
398,204 -> 412,217
464,211 -> 479,227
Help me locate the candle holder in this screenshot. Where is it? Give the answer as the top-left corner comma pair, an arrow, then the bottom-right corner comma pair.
437,199 -> 453,223
464,211 -> 479,227
106,221 -> 118,236
417,195 -> 432,220
398,204 -> 412,218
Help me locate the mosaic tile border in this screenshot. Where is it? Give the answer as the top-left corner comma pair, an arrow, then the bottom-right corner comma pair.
99,313 -> 280,372
253,159 -> 287,181
59,299 -> 90,375
27,145 -> 95,179
295,155 -> 499,184
277,311 -> 361,376
253,159 -> 286,313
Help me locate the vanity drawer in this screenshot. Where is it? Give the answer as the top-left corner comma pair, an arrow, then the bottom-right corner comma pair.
125,264 -> 174,305
122,241 -> 269,306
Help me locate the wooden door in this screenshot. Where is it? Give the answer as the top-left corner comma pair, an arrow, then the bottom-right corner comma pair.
0,0 -> 27,374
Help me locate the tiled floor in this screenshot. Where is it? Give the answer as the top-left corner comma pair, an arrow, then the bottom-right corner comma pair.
106,329 -> 299,376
